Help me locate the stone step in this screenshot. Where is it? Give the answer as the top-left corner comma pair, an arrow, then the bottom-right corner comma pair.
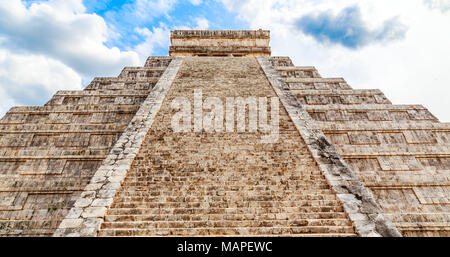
385,213 -> 450,222
121,178 -> 329,186
283,78 -> 351,90
0,174 -> 94,182
118,67 -> 166,79
0,149 -> 109,159
98,230 -> 357,237
0,229 -> 55,236
284,77 -> 346,83
123,176 -> 327,184
318,121 -> 450,132
46,95 -> 148,106
0,106 -> 138,125
0,124 -> 127,133
0,220 -> 61,231
110,200 -> 343,209
123,176 -> 326,183
106,206 -> 345,216
100,219 -> 353,230
85,78 -> 159,91
396,222 -> 450,229
54,89 -> 150,97
0,182 -> 91,192
357,172 -> 450,187
337,144 -> 450,158
97,226 -> 355,237
120,66 -> 167,72
104,212 -> 348,222
307,104 -> 438,122
275,66 -> 320,73
269,57 -> 294,67
276,66 -> 316,70
125,171 -> 325,179
112,194 -> 338,203
306,104 -> 429,112
399,227 -> 450,237
293,89 -> 391,105
0,146 -> 114,152
277,69 -> 321,79
144,56 -> 173,68
292,89 -> 383,95
116,184 -> 332,192
5,105 -> 139,114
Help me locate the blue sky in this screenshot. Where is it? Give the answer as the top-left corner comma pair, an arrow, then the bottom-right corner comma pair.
0,0 -> 450,121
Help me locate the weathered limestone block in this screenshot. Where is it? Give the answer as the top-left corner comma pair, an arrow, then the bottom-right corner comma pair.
48,113 -> 72,124
170,30 -> 271,56
269,57 -> 294,67
408,109 -> 437,120
0,114 -> 27,124
0,134 -> 33,147
367,110 -> 392,121
325,133 -> 350,145
377,156 -> 423,171
378,133 -> 407,144
17,159 -> 66,175
348,132 -> 380,145
326,110 -> 349,121
419,157 -> 450,170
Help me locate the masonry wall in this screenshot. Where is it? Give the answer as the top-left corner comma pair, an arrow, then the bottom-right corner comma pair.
270,56 -> 450,236
0,57 -> 172,236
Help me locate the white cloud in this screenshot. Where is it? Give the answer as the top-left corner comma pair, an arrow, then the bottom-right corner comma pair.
221,0 -> 450,122
194,18 -> 210,30
0,0 -> 142,116
133,17 -> 210,62
0,0 -> 140,78
0,49 -> 82,117
110,0 -> 178,25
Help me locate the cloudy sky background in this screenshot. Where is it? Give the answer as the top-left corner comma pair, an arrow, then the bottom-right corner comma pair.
0,0 -> 449,121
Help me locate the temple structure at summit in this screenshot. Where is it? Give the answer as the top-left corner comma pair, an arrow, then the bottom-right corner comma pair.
0,30 -> 448,237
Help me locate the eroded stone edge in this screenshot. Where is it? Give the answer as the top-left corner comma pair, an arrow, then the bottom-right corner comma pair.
256,56 -> 402,237
53,57 -> 185,237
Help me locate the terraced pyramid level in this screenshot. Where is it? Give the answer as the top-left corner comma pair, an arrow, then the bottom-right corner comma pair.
0,30 -> 448,237
97,57 -> 356,237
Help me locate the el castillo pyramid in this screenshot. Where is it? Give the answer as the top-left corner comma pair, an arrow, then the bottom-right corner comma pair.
0,30 -> 448,237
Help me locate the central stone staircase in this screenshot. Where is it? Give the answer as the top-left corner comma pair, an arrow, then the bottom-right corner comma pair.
97,57 -> 356,237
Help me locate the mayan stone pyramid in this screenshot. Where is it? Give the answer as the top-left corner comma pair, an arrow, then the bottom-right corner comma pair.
0,30 -> 448,237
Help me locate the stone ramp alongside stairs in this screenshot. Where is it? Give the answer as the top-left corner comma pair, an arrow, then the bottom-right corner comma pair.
97,57 -> 357,237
